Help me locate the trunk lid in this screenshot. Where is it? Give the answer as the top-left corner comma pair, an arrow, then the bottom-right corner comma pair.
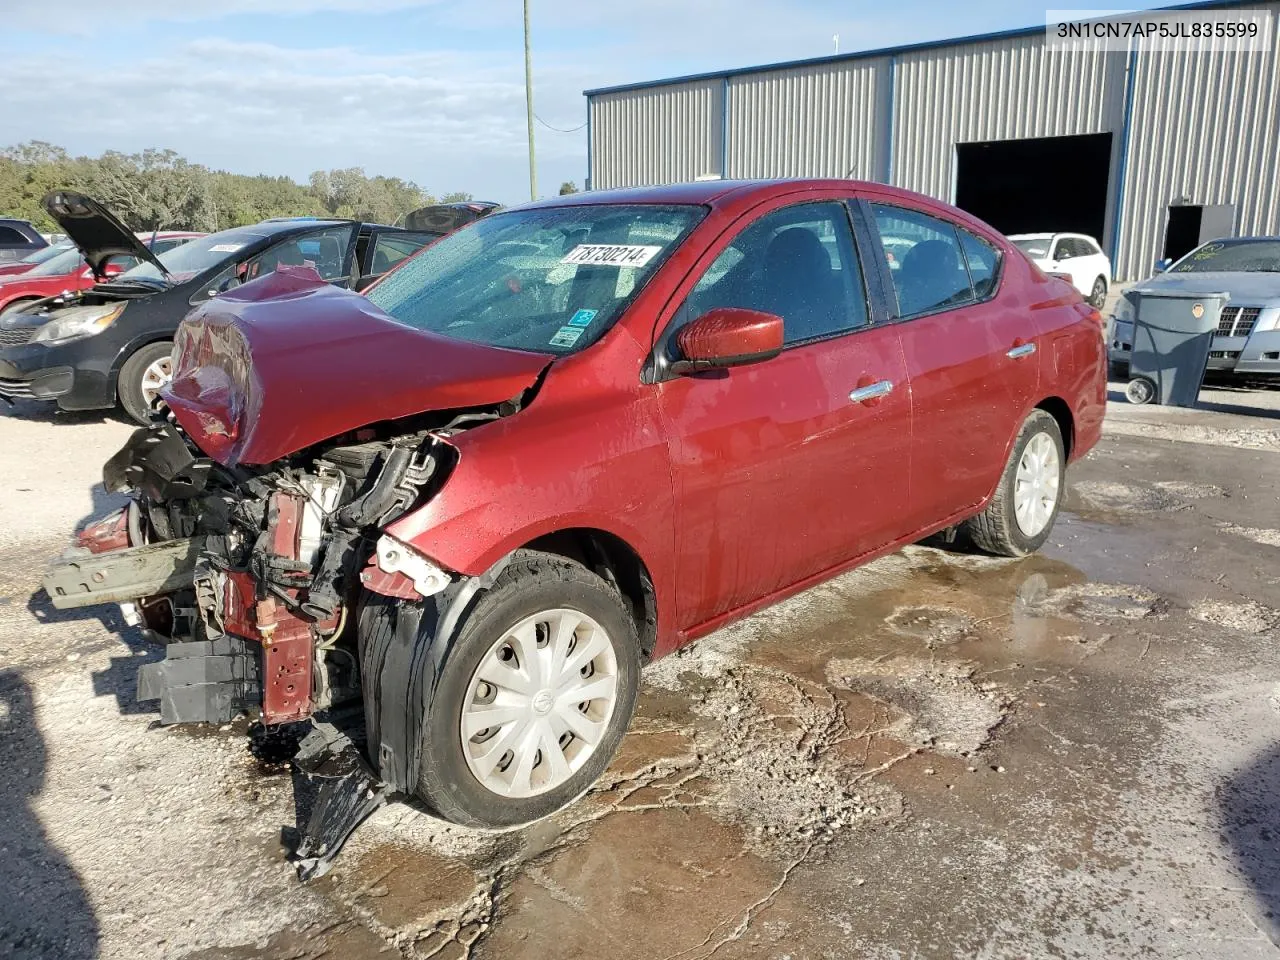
42,191 -> 170,282
163,266 -> 552,466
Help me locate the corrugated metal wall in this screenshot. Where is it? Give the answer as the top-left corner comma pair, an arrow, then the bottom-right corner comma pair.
1117,17 -> 1280,279
725,58 -> 890,180
587,3 -> 1280,279
588,80 -> 723,189
891,35 -> 1127,204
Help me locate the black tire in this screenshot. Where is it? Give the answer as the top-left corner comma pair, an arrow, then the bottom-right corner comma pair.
1125,376 -> 1156,405
117,341 -> 173,424
414,550 -> 641,829
1088,276 -> 1108,308
962,409 -> 1065,558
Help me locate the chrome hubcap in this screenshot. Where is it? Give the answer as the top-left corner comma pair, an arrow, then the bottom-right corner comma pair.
1013,432 -> 1060,537
139,356 -> 173,406
460,608 -> 618,798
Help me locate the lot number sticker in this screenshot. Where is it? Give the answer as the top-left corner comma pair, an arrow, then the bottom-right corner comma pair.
561,244 -> 661,268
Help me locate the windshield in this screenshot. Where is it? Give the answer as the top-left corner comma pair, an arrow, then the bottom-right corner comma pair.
1013,237 -> 1051,258
27,247 -> 87,277
367,203 -> 706,355
115,228 -> 266,284
1171,238 -> 1280,273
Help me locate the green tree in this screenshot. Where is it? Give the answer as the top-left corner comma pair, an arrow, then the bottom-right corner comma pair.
558,181 -> 578,195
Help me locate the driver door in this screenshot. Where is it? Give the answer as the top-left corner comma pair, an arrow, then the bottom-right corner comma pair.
656,198 -> 912,631
246,224 -> 357,287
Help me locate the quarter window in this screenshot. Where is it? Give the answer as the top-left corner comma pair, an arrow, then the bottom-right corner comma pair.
674,202 -> 869,347
871,204 -> 974,317
957,229 -> 1001,299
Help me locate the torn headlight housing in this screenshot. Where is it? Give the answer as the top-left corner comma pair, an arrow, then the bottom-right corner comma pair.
31,302 -> 127,346
374,534 -> 451,597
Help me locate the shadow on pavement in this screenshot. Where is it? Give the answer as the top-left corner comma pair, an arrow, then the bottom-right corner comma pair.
0,396 -> 127,427
1220,743 -> 1280,944
0,669 -> 100,959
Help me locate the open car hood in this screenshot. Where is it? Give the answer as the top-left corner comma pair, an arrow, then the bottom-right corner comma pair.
42,191 -> 169,282
162,266 -> 552,466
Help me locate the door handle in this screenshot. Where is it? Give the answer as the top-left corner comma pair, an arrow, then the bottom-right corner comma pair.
1006,343 -> 1037,359
849,380 -> 894,403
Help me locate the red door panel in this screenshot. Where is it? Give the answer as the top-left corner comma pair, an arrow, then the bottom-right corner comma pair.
897,300 -> 1040,527
658,323 -> 910,630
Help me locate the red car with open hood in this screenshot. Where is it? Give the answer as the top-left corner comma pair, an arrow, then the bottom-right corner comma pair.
43,178 -> 1105,875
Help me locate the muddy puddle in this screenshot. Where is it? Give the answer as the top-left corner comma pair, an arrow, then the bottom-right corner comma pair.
164,437 -> 1280,960
190,507 -> 1208,960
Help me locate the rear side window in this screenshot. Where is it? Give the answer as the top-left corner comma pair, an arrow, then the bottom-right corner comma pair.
870,204 -> 974,318
958,229 -> 1001,299
674,201 -> 869,346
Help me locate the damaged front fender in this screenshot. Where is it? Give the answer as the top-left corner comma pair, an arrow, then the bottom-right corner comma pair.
358,553 -> 512,794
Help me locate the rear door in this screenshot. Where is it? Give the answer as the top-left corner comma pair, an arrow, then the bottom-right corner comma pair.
856,196 -> 1039,529
655,197 -> 912,630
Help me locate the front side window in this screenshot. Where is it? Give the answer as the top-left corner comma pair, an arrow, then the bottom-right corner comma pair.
367,204 -> 705,356
871,204 -> 974,317
673,202 -> 868,347
0,227 -> 28,244
1012,237 -> 1051,258
1053,238 -> 1073,261
248,224 -> 355,282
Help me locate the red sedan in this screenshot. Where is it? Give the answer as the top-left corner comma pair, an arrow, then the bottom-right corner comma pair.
0,232 -> 203,316
46,179 -> 1104,863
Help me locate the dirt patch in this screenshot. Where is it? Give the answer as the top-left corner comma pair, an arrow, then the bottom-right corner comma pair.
886,606 -> 977,647
1104,419 -> 1280,451
1026,581 -> 1164,622
1152,480 -> 1226,499
1190,599 -> 1279,635
826,656 -> 1009,758
1073,480 -> 1189,513
1219,523 -> 1280,548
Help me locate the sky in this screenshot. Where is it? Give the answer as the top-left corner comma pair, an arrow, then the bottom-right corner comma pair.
3,0 -> 1070,205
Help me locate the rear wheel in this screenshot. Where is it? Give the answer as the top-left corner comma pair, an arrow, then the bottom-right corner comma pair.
117,341 -> 173,424
1088,276 -> 1108,308
963,409 -> 1065,557
414,551 -> 641,829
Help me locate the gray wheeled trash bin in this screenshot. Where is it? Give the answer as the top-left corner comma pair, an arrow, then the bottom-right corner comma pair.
1125,289 -> 1229,406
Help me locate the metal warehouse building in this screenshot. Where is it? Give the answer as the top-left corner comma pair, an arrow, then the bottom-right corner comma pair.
583,1 -> 1280,280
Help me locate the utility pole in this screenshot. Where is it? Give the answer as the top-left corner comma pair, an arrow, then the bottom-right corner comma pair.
524,0 -> 538,201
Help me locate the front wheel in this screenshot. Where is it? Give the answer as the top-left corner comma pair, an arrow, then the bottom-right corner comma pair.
414,551 -> 641,829
117,341 -> 173,424
962,409 -> 1065,557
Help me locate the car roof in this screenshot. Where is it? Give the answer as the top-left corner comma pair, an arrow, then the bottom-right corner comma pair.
1008,233 -> 1055,240
515,178 -> 945,212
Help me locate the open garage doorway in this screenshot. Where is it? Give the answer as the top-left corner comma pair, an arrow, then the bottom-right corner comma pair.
954,133 -> 1113,244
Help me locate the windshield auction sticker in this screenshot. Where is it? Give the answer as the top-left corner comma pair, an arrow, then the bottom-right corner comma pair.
561,244 -> 662,268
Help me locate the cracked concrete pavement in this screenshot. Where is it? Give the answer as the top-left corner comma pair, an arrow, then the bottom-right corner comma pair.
2,382 -> 1280,959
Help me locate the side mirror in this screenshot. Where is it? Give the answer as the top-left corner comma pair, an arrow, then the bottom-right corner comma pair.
672,307 -> 784,374
102,262 -> 125,278
1154,258 -> 1173,273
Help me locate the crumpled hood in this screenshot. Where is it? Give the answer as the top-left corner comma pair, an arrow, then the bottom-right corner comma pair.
162,266 -> 552,466
1132,270 -> 1280,303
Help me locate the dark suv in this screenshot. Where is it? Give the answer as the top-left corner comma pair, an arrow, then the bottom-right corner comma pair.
0,219 -> 48,263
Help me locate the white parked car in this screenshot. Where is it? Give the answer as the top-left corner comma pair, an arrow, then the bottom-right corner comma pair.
1009,232 -> 1112,307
